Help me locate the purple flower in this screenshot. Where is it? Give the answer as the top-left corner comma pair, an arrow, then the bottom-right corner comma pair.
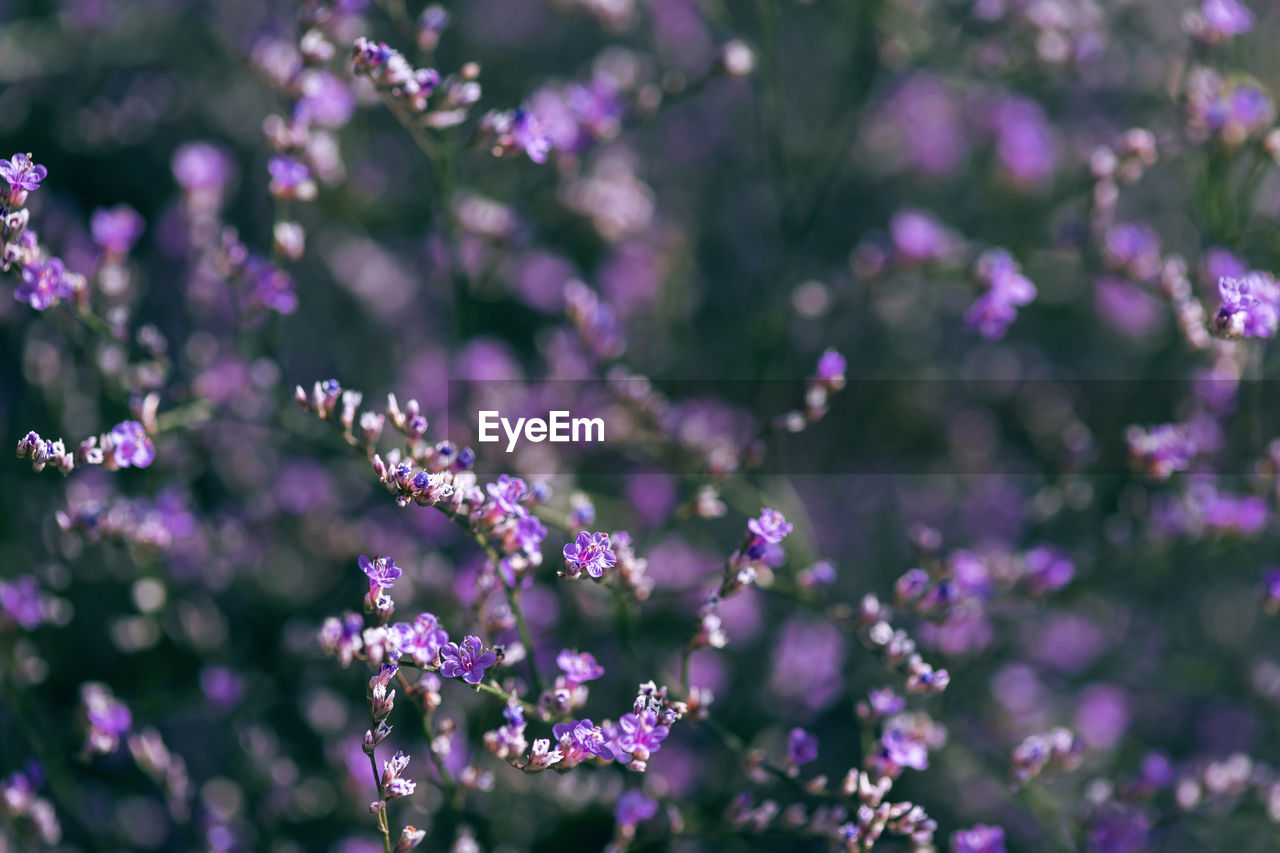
890,209 -> 952,264
615,790 -> 658,827
1203,0 -> 1254,37
0,576 -> 44,629
787,728 -> 818,766
553,718 -> 613,763
1103,223 -> 1161,281
268,156 -> 314,200
512,109 -> 553,163
244,256 -> 297,315
392,612 -> 450,665
562,531 -> 617,579
514,515 -> 547,555
90,205 -> 145,255
199,666 -> 246,710
486,474 -> 530,516
16,257 -> 73,310
359,554 -> 402,590
296,70 -> 356,128
108,421 -> 155,469
815,348 -> 846,384
1214,274 -> 1279,338
1126,423 -> 1197,480
747,508 -> 793,545
950,824 -> 1006,853
0,153 -> 47,192
81,682 -> 131,755
1023,546 -> 1074,594
880,724 -> 929,772
1264,569 -> 1280,613
172,142 -> 233,193
612,708 -> 669,765
1087,804 -> 1150,853
557,649 -> 605,686
987,96 -> 1057,187
438,635 -> 497,684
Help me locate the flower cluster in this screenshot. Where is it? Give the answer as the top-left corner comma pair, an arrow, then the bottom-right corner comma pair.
1010,728 -> 1085,787
964,249 -> 1037,340
0,766 -> 61,846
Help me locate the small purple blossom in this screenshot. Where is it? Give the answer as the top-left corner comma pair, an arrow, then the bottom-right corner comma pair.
1202,0 -> 1254,37
615,790 -> 658,827
1214,274 -> 1279,338
950,824 -> 1006,853
438,635 -> 497,684
787,728 -> 818,766
108,421 -> 155,469
359,554 -> 402,590
513,109 -> 552,163
815,348 -> 846,384
557,649 -> 605,686
81,682 -> 132,756
562,531 -> 617,579
553,718 -> 613,764
514,515 -> 547,555
171,142 -> 233,193
486,474 -> 530,516
16,257 -> 72,310
747,508 -> 793,545
612,708 -> 669,767
880,724 -> 930,772
90,205 -> 145,255
0,153 -> 47,193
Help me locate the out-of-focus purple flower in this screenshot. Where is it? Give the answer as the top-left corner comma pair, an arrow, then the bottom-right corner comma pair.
1126,423 -> 1196,480
108,421 -> 155,469
987,96 -> 1058,187
787,728 -> 818,766
950,824 -> 1006,853
438,635 -> 497,684
297,70 -> 356,127
557,649 -> 605,686
747,508 -> 792,544
1263,569 -> 1280,614
268,156 -> 316,200
359,554 -> 402,590
199,666 -> 246,711
1087,804 -> 1150,853
1103,223 -> 1161,281
512,109 -> 552,163
16,257 -> 72,310
879,723 -> 930,772
514,515 -> 547,555
1213,274 -> 1279,338
1075,684 -> 1131,750
1023,545 -> 1074,594
81,682 -> 132,755
562,531 -> 617,579
1202,0 -> 1254,38
486,474 -> 530,516
90,205 -> 145,255
0,576 -> 44,629
890,210 -> 953,264
0,152 -> 47,192
244,256 -> 298,315
615,790 -> 658,827
815,349 -> 846,385
172,142 -> 234,193
1201,491 -> 1268,534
